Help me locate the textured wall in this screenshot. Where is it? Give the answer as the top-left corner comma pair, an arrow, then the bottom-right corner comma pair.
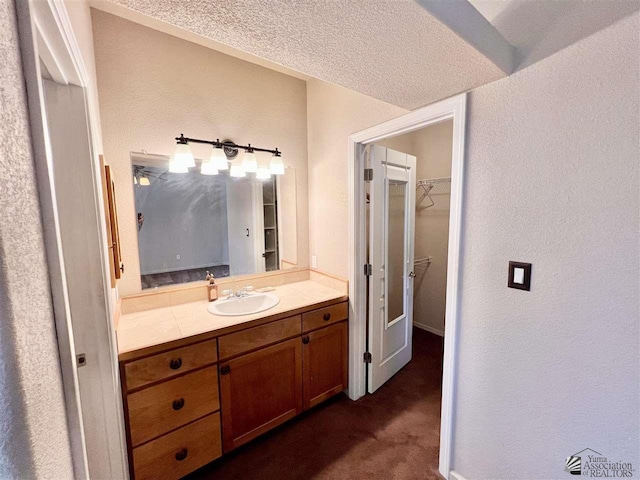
0,0 -> 74,477
307,78 -> 407,278
454,12 -> 639,478
92,10 -> 309,296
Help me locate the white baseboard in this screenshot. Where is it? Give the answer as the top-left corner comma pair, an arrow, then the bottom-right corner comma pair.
413,321 -> 444,337
449,471 -> 466,480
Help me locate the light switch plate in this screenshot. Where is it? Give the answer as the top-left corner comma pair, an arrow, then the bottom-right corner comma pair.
508,261 -> 531,291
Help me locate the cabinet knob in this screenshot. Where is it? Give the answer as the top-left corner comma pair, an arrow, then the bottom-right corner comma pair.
172,398 -> 185,411
302,336 -> 310,345
175,448 -> 188,461
323,313 -> 331,321
220,365 -> 231,375
169,358 -> 182,370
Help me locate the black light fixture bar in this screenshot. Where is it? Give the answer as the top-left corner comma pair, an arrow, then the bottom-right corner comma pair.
175,133 -> 281,156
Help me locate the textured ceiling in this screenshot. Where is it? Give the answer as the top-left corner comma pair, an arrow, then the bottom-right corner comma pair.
93,0 -> 511,109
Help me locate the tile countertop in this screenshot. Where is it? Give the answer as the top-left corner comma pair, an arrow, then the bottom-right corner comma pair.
117,280 -> 347,356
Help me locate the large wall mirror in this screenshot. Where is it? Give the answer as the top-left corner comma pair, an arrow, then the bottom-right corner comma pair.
131,152 -> 297,289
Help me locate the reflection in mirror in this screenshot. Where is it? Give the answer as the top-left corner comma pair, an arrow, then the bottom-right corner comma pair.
387,180 -> 407,324
131,153 -> 296,289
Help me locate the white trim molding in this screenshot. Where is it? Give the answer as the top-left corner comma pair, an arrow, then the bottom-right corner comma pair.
347,93 -> 467,479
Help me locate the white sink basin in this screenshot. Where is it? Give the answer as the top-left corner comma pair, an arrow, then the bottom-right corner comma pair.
207,293 -> 280,316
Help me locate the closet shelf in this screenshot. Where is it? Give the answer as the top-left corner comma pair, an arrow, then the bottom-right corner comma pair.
416,177 -> 451,208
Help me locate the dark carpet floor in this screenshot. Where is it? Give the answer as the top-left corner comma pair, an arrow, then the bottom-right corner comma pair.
187,328 -> 444,480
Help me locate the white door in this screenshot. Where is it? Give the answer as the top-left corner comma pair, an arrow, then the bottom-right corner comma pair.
368,145 -> 417,393
42,80 -> 127,478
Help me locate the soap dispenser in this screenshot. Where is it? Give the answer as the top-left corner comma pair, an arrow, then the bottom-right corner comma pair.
205,271 -> 218,302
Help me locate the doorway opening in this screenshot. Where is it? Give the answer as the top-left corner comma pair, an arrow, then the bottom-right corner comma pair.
348,94 -> 466,478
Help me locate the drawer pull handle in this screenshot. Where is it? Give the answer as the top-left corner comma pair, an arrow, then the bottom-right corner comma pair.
172,398 -> 185,410
323,313 -> 331,321
302,336 -> 310,345
175,448 -> 188,461
169,358 -> 183,370
220,365 -> 231,375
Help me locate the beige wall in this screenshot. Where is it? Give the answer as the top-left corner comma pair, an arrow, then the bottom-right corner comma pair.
92,10 -> 309,296
380,120 -> 454,335
306,78 -> 407,278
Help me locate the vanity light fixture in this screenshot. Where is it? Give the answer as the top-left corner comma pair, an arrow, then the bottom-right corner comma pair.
173,134 -> 195,169
256,166 -> 271,180
169,155 -> 189,173
269,150 -> 285,175
200,158 -> 219,176
210,144 -> 229,171
241,145 -> 258,173
229,163 -> 246,178
172,134 -> 282,176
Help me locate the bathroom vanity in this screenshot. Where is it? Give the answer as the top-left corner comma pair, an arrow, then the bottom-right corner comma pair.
117,280 -> 348,480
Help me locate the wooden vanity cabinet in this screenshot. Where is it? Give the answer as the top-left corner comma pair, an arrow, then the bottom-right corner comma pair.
302,321 -> 348,410
219,338 -> 303,452
119,299 -> 348,479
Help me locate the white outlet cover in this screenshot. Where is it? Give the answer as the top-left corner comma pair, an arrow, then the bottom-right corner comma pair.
311,255 -> 317,269
176,254 -> 181,260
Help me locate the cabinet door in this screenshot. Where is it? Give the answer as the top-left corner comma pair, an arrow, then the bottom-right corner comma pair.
219,338 -> 302,452
302,321 -> 348,410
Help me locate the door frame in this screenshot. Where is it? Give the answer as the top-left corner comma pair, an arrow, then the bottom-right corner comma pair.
347,93 -> 467,478
16,1 -> 127,478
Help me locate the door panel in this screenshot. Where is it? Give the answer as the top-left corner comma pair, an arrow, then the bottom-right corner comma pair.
368,145 -> 416,393
302,322 -> 348,410
219,338 -> 302,452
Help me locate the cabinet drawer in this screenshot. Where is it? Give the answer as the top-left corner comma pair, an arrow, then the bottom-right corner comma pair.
128,366 -> 219,447
302,302 -> 348,333
218,316 -> 301,360
124,339 -> 218,391
132,413 -> 222,480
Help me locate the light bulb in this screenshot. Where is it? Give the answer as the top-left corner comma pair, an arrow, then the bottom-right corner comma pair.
210,147 -> 228,170
256,166 -> 271,180
200,159 -> 219,175
139,176 -> 150,186
230,163 -> 246,178
269,154 -> 285,175
169,155 -> 189,173
173,142 -> 195,168
242,150 -> 258,173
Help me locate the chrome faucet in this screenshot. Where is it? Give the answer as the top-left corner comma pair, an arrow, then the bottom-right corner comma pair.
222,286 -> 254,299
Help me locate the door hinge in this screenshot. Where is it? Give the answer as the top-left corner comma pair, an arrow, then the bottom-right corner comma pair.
76,353 -> 87,368
364,168 -> 373,182
364,352 -> 372,363
364,264 -> 372,276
